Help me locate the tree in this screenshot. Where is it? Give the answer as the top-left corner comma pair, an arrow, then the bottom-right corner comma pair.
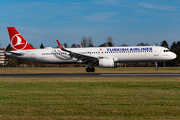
121,43 -> 128,46
98,43 -> 108,47
71,44 -> 78,48
81,36 -> 88,47
5,44 -> 12,67
64,43 -> 68,48
5,44 -> 12,52
88,37 -> 93,47
5,44 -> 26,67
160,40 -> 168,48
137,43 -> 150,46
176,41 -> 180,66
170,41 -> 176,52
106,36 -> 114,47
170,41 -> 180,66
99,36 -> 114,47
40,43 -> 44,49
81,36 -> 94,47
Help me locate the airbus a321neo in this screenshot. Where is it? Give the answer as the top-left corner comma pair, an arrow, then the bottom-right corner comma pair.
6,27 -> 177,72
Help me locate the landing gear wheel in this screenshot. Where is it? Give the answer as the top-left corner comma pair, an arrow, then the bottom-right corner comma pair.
155,67 -> 159,71
86,67 -> 95,72
90,67 -> 95,72
86,67 -> 91,72
155,62 -> 159,71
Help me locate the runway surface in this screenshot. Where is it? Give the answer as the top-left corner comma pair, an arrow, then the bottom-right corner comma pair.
0,73 -> 180,77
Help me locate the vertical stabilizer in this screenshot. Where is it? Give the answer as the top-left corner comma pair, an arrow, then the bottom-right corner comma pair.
7,27 -> 35,51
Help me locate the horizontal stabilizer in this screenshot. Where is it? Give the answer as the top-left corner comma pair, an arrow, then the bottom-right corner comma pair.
6,51 -> 23,56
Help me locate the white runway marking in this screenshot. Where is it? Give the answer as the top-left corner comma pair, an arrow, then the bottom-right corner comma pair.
101,73 -> 180,75
100,73 -> 180,77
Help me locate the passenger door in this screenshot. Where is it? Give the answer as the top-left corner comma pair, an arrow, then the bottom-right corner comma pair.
154,47 -> 159,56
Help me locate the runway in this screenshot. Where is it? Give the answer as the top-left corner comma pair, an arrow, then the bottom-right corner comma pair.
0,73 -> 180,77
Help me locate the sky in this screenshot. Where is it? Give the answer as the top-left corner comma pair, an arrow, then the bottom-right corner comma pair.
0,0 -> 180,48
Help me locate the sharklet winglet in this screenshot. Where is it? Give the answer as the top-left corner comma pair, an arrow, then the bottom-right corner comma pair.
56,40 -> 64,49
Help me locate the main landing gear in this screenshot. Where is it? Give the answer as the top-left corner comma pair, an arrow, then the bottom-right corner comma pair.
155,62 -> 159,71
86,67 -> 95,72
86,62 -> 95,73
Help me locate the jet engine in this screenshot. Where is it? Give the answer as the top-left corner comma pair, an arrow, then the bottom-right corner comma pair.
99,57 -> 118,68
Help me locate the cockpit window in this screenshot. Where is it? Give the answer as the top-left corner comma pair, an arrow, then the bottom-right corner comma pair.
164,50 -> 171,52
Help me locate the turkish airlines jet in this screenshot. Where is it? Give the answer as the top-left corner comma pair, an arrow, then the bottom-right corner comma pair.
6,27 -> 176,72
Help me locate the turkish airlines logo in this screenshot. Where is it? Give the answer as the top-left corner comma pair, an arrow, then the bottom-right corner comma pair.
11,34 -> 27,50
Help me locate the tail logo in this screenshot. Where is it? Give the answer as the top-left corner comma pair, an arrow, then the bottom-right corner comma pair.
11,34 -> 27,50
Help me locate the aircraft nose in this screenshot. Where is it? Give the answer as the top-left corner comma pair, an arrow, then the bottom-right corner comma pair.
171,53 -> 177,59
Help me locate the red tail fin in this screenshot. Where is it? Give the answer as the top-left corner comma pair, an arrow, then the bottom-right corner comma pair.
7,27 -> 35,51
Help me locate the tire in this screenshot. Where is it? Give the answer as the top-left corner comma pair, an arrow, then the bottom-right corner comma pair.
90,67 -> 95,72
155,67 -> 159,71
86,67 -> 91,72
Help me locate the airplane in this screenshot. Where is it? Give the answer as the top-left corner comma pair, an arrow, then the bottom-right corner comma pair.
6,27 -> 177,72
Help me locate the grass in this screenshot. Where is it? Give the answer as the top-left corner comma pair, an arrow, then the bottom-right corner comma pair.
0,67 -> 180,74
0,77 -> 180,120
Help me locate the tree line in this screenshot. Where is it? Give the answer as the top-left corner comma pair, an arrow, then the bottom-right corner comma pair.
1,36 -> 180,67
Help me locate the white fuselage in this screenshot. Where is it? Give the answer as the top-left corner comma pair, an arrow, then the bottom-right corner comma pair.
6,46 -> 176,64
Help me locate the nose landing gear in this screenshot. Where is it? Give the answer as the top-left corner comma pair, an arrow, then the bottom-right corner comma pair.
155,62 -> 159,71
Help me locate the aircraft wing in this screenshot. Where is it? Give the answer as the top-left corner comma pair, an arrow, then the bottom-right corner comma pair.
56,40 -> 98,63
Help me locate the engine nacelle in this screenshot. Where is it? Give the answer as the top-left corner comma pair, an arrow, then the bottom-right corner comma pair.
99,58 -> 117,68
